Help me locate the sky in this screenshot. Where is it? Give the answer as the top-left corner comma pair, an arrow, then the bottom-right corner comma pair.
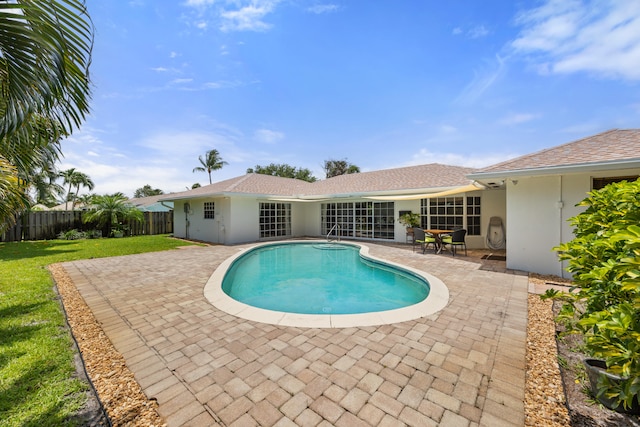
59,0 -> 640,197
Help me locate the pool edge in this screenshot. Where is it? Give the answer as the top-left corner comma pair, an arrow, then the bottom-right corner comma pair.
204,240 -> 450,328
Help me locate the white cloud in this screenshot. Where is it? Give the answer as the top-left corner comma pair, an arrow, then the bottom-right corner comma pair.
184,0 -> 216,6
170,78 -> 194,85
452,25 -> 489,38
307,4 -> 339,14
220,2 -> 278,32
512,0 -> 640,80
455,55 -> 506,105
182,0 -> 282,33
60,126 -> 252,196
254,129 -> 284,144
440,124 -> 457,134
499,112 -> 540,125
203,80 -> 244,89
469,25 -> 489,39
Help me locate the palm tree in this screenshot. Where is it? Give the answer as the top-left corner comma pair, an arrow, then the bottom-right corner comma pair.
16,135 -> 64,207
83,193 -> 144,237
59,168 -> 93,210
0,0 -> 93,231
193,149 -> 228,184
30,167 -> 64,207
59,168 -> 77,210
71,172 -> 94,210
76,193 -> 96,210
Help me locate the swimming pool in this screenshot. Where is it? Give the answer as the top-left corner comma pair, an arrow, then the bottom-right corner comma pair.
205,241 -> 449,328
222,242 -> 429,314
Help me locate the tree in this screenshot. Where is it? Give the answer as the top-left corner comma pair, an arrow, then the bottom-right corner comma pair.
247,163 -> 317,182
323,159 -> 360,178
60,168 -> 94,210
76,193 -> 96,209
18,138 -> 64,207
83,193 -> 144,237
134,184 -> 164,198
193,149 -> 227,184
0,0 -> 93,231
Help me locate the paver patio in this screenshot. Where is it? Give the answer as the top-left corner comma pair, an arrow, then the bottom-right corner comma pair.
61,241 -> 528,426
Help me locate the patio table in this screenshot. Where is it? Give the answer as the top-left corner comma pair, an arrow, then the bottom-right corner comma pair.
423,229 -> 453,253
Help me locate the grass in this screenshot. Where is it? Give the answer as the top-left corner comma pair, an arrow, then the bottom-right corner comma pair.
0,235 -> 199,427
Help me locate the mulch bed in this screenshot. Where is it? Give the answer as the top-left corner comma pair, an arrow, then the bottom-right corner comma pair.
51,263 -> 166,427
526,275 -> 640,427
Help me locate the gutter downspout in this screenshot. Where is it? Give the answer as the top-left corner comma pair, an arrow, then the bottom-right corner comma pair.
558,176 -> 565,278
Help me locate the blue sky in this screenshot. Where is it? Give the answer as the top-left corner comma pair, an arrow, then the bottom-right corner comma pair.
61,0 -> 640,196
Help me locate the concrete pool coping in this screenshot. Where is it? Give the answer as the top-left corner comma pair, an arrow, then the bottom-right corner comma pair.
205,240 -> 450,328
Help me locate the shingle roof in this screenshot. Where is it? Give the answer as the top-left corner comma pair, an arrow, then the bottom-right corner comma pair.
475,129 -> 640,174
162,163 -> 476,201
129,194 -> 171,207
163,174 -> 315,200
310,163 -> 477,196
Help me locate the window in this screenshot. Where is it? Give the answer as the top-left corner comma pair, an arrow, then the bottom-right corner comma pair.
259,202 -> 291,238
592,176 -> 639,190
466,196 -> 481,236
204,202 -> 215,219
420,196 -> 481,236
321,202 -> 395,240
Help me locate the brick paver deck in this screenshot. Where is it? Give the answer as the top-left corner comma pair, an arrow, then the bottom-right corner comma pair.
61,242 -> 528,426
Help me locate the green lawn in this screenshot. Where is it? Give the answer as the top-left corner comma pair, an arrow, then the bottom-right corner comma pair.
0,235 -> 199,427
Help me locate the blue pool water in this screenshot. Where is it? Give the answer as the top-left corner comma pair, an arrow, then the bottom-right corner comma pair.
221,242 -> 430,315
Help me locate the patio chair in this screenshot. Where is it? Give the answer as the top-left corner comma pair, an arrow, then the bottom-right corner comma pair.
412,227 -> 436,253
441,229 -> 467,256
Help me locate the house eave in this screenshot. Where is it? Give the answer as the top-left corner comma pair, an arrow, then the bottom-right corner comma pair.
162,185 -> 480,203
468,158 -> 640,182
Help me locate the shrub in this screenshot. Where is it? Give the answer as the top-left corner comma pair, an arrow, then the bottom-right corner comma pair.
86,229 -> 102,239
57,229 -> 86,240
544,179 -> 640,411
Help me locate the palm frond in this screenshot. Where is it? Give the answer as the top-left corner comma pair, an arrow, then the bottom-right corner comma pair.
0,1 -> 93,137
0,156 -> 28,233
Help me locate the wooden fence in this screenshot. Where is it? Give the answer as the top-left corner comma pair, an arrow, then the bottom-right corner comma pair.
1,211 -> 173,242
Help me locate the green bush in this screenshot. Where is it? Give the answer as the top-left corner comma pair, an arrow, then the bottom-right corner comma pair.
57,229 -> 86,240
86,229 -> 102,239
544,179 -> 640,411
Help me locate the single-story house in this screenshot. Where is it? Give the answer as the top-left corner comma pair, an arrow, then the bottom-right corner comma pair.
163,162 -> 504,249
162,129 -> 640,277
